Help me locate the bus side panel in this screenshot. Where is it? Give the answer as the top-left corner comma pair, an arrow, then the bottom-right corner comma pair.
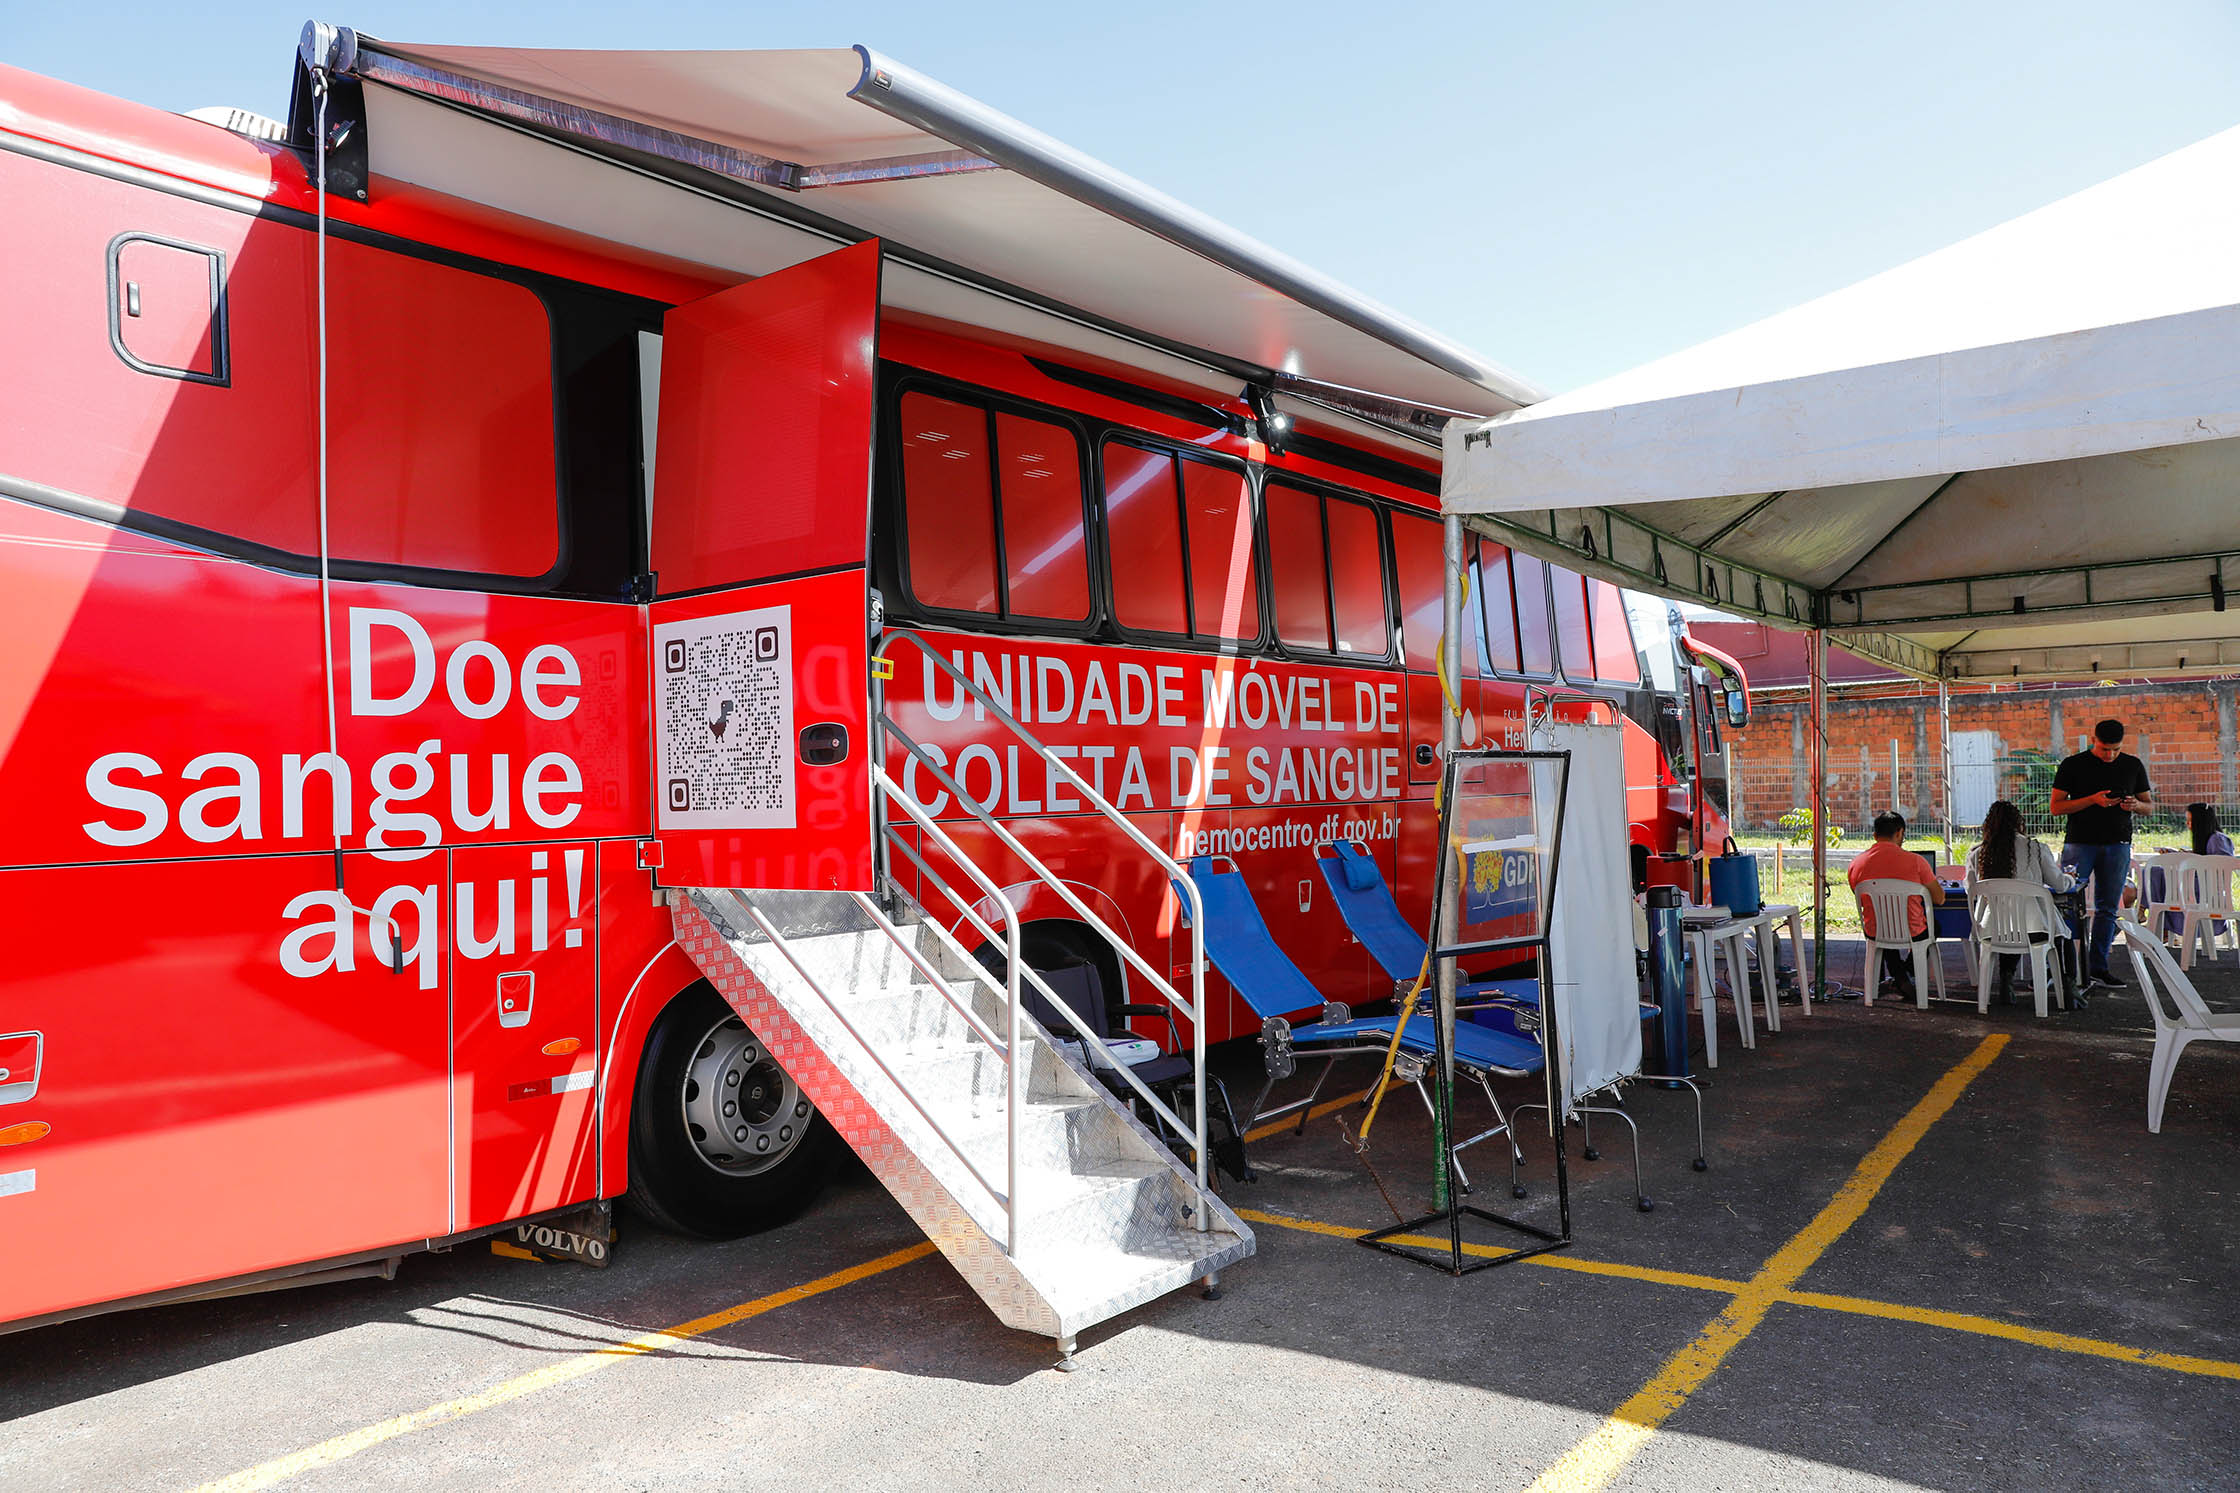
330,581 -> 649,853
0,503 -> 647,870
0,501 -> 325,871
0,854 -> 448,1325
450,839 -> 600,1232
1619,714 -> 1667,849
591,840 -> 701,1196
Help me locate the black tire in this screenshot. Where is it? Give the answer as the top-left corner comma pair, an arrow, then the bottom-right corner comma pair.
625,984 -> 839,1239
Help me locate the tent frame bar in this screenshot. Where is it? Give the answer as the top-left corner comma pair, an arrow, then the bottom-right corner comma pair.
1462,506 -> 1819,626
1946,635 -> 2240,679
1462,501 -> 2240,676
1458,508 -> 1947,681
1833,550 -> 2240,629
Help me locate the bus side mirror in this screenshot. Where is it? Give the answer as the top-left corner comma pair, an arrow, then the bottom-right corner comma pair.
1725,688 -> 1749,728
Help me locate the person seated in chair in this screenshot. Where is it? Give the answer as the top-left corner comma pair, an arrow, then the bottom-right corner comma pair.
1964,799 -> 2076,1007
2164,802 -> 2238,945
1848,810 -> 1943,1000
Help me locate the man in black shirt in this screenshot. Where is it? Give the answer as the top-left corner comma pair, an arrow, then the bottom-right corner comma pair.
2051,718 -> 2153,989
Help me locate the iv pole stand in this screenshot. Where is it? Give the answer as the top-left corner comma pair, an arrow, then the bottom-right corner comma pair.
1358,515 -> 1573,1275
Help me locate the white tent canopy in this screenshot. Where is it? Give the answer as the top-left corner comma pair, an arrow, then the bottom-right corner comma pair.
1442,124 -> 2240,680
312,30 -> 1537,453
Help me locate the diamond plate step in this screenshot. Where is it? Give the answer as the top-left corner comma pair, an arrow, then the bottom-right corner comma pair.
673,889 -> 1253,1345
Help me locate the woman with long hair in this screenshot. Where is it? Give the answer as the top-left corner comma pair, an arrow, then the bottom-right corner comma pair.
2165,804 -> 2237,944
1966,799 -> 2075,1006
2188,802 -> 2234,857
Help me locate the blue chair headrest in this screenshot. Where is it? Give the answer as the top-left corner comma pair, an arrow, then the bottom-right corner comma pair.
1343,853 -> 1379,893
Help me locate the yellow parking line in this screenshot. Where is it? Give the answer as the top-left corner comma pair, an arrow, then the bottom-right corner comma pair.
1522,1033 -> 2009,1493
1233,1208 -> 1746,1295
1238,1204 -> 2240,1387
195,1240 -> 938,1493
1783,1289 -> 2240,1382
1243,1085 -> 1387,1143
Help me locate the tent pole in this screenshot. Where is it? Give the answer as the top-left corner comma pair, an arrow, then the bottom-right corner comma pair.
1938,677 -> 1953,857
1434,514 -> 1465,1213
1810,629 -> 1828,999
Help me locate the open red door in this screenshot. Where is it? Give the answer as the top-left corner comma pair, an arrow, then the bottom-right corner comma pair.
647,240 -> 880,891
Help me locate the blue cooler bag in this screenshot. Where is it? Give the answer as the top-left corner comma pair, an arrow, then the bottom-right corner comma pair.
1706,837 -> 1762,917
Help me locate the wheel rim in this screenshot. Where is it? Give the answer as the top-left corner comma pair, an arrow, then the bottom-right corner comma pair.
679,1013 -> 811,1177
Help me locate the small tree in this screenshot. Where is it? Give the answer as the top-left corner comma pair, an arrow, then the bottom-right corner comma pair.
1777,807 -> 1844,848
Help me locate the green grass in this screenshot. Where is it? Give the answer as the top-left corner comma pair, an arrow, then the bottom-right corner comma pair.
1719,832 -> 1925,938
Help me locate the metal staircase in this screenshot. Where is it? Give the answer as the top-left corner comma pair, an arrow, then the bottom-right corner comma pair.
669,633 -> 1252,1360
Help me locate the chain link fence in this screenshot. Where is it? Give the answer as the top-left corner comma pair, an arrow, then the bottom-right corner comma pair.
1730,749 -> 2238,845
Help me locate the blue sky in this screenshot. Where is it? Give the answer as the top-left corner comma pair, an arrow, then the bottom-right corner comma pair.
12,1 -> 2239,393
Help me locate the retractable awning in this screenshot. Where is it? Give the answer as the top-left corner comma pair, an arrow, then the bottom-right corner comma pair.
304,27 -> 1539,450
1440,123 -> 2240,680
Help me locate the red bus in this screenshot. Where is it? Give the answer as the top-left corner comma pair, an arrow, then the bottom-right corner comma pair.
0,39 -> 1736,1335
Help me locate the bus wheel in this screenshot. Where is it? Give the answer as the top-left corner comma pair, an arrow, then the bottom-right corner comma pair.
626,984 -> 838,1239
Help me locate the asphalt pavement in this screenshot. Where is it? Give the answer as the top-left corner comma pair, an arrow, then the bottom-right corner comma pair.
5,958 -> 2237,1492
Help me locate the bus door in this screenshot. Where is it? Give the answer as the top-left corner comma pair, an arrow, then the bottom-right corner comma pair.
644,242 -> 882,892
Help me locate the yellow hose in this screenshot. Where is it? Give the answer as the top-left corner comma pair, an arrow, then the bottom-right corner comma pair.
1359,570 -> 1472,1144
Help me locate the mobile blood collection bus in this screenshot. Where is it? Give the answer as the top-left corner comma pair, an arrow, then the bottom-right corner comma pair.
0,28 -> 1743,1344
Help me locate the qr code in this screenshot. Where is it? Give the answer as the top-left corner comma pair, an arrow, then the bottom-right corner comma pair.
653,606 -> 796,831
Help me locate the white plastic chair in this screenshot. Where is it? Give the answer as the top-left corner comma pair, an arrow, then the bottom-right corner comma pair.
1856,878 -> 1945,1008
2119,924 -> 2240,1132
2176,855 -> 2240,970
2137,853 -> 2189,945
1967,878 -> 2069,1018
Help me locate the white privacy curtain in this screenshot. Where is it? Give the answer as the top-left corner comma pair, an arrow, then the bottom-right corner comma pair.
1532,722 -> 1640,1109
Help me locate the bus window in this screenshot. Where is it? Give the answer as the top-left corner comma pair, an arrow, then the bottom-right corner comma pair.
994,411 -> 1090,622
1513,551 -> 1553,674
1264,482 -> 1330,651
1477,538 -> 1521,674
1325,494 -> 1388,657
1103,442 -> 1258,643
898,394 -> 1091,623
1265,482 -> 1390,659
899,391 -> 999,615
1181,459 -> 1259,641
1391,510 -> 1445,672
1104,441 -> 1189,634
1625,590 -> 1681,693
12,139 -> 563,580
1589,579 -> 1642,683
1551,565 -> 1593,680
327,242 -> 560,577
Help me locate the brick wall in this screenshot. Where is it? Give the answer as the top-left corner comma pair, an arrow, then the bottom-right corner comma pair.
1727,677 -> 2238,835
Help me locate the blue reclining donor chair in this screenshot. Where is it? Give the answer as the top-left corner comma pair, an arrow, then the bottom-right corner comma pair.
1177,855 -> 1540,1192
1314,838 -> 1705,1208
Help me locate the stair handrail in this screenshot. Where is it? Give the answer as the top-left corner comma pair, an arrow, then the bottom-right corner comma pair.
706,888 -> 1017,1249
880,721 -> 1191,1025
881,791 -> 1199,1141
874,630 -> 1209,1205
